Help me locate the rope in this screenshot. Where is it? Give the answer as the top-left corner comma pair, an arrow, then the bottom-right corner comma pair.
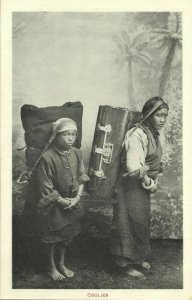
17,128 -> 58,184
17,145 -> 27,151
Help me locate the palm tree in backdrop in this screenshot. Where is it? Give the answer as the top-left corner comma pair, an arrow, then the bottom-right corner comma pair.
149,12 -> 182,97
113,29 -> 151,110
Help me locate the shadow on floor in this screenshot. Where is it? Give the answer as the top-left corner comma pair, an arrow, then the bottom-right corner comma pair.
13,225 -> 183,289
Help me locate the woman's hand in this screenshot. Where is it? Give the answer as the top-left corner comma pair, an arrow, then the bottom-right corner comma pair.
142,175 -> 151,186
141,176 -> 158,193
64,196 -> 80,210
149,180 -> 158,193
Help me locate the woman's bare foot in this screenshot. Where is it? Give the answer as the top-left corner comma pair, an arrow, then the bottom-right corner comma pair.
58,264 -> 74,277
124,267 -> 145,278
47,267 -> 65,280
141,261 -> 151,269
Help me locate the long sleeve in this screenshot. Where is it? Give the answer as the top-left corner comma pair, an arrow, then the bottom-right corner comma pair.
36,157 -> 60,213
124,127 -> 149,178
77,150 -> 90,184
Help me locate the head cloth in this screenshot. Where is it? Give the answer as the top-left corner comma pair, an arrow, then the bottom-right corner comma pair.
53,117 -> 77,133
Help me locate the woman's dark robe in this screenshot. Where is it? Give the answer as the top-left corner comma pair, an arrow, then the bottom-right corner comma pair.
110,124 -> 162,262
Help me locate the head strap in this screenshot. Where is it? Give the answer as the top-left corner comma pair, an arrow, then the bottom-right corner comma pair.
142,99 -> 166,123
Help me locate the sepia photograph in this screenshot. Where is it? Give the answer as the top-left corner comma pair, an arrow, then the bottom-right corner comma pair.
12,11 -> 182,289
1,1 -> 192,299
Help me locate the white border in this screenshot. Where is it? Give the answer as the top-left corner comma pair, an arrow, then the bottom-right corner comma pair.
1,0 -> 192,299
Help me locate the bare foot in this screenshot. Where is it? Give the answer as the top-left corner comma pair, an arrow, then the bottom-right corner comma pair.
47,267 -> 65,280
124,267 -> 145,278
58,264 -> 74,277
141,261 -> 151,269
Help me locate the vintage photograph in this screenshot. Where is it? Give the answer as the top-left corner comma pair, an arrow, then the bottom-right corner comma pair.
12,12 -> 183,290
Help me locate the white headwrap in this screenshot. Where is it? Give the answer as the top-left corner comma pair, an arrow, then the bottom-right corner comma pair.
53,118 -> 77,133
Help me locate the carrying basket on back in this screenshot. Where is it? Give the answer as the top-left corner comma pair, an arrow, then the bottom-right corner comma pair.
86,105 -> 141,199
18,101 -> 83,184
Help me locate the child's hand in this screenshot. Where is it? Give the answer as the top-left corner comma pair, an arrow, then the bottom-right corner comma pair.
64,196 -> 80,210
58,197 -> 71,208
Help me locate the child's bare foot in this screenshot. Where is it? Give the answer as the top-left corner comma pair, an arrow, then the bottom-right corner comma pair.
47,267 -> 65,280
124,267 -> 145,278
58,264 -> 74,277
141,261 -> 151,269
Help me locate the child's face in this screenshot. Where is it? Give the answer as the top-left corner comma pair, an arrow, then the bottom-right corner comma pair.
56,130 -> 77,149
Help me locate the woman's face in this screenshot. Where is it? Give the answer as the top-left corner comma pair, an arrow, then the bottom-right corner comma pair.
148,107 -> 168,131
56,130 -> 77,149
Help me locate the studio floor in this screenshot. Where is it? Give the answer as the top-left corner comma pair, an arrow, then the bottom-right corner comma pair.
13,233 -> 183,289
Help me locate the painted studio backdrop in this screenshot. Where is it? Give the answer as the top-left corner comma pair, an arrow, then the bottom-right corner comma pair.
12,12 -> 182,239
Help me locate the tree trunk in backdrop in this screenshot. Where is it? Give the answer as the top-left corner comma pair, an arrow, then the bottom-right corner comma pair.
127,59 -> 135,110
159,40 -> 176,97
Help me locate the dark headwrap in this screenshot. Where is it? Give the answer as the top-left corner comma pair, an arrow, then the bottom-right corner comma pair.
128,97 -> 169,140
141,96 -> 169,124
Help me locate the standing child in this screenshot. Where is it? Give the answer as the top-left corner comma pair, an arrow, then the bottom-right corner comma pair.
36,117 -> 89,280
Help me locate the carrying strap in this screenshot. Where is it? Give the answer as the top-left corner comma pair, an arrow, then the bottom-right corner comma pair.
17,128 -> 58,184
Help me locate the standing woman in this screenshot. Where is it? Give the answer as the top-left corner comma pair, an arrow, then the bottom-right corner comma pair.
110,96 -> 169,278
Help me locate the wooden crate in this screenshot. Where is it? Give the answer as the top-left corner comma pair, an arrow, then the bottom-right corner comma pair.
86,105 -> 141,199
